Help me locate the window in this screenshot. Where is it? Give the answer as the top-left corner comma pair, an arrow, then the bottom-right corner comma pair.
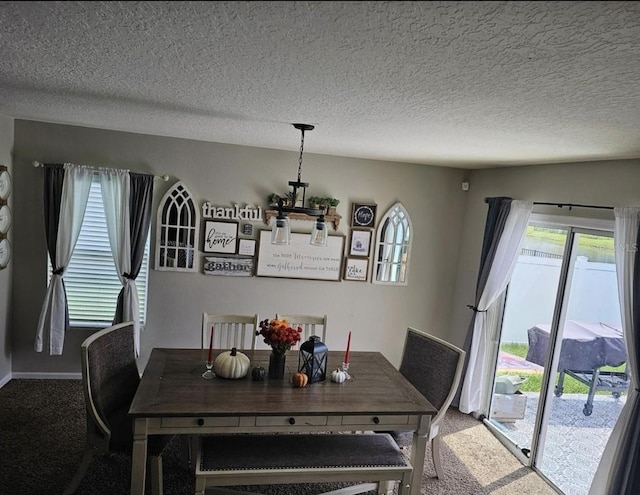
373,202 -> 412,285
48,177 -> 150,327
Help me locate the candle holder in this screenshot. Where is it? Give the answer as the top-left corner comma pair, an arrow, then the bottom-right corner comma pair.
341,362 -> 352,380
202,360 -> 215,379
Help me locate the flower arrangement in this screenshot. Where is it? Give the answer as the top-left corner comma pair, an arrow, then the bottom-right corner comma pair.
257,318 -> 303,354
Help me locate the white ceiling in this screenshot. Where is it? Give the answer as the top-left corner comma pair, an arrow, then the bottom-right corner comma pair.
1,1 -> 639,169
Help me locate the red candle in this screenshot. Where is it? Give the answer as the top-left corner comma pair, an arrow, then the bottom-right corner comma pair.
207,327 -> 214,364
344,331 -> 351,364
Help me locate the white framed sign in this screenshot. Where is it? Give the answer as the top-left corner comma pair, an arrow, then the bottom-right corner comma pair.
203,221 -> 238,254
256,231 -> 344,281
344,257 -> 369,282
238,238 -> 256,256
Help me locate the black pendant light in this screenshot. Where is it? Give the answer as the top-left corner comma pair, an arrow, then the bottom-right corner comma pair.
271,123 -> 327,246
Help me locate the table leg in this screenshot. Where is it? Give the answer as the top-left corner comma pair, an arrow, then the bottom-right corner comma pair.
131,418 -> 148,495
409,416 -> 431,495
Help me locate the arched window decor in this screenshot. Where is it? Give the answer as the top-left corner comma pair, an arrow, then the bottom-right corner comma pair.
155,181 -> 200,272
373,202 -> 412,285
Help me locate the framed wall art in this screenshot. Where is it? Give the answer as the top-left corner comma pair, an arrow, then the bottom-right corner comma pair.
204,256 -> 254,277
203,221 -> 238,254
344,257 -> 369,282
349,228 -> 371,257
256,231 -> 344,281
238,238 -> 256,256
351,203 -> 377,228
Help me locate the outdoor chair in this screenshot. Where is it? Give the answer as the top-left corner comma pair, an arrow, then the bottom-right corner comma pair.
388,327 -> 466,479
64,322 -> 173,495
276,313 -> 327,342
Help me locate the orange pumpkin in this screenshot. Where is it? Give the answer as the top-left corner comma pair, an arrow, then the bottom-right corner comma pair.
292,372 -> 309,388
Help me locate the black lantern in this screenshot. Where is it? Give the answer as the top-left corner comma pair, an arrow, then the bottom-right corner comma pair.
298,335 -> 328,383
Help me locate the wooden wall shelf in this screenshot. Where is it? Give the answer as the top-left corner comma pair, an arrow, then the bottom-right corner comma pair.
264,209 -> 342,230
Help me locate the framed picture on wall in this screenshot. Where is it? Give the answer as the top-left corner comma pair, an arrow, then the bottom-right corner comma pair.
203,221 -> 238,254
344,257 -> 369,282
351,203 -> 377,228
349,228 -> 371,257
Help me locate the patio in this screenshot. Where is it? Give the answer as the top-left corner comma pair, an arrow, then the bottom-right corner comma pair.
492,391 -> 625,495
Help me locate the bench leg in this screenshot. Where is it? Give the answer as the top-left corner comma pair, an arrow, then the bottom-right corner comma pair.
399,471 -> 412,495
377,481 -> 394,495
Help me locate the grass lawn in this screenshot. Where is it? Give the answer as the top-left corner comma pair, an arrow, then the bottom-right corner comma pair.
499,342 -> 627,395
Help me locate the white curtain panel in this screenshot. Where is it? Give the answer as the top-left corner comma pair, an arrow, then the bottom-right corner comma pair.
459,200 -> 533,414
99,169 -> 140,354
35,164 -> 92,355
589,207 -> 640,495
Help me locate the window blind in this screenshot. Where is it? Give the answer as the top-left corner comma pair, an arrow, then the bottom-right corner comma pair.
48,178 -> 150,327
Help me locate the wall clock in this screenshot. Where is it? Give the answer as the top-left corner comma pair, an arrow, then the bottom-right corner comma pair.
0,238 -> 10,269
0,169 -> 11,200
0,205 -> 11,234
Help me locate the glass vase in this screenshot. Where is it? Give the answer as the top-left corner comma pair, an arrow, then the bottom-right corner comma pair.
268,349 -> 286,379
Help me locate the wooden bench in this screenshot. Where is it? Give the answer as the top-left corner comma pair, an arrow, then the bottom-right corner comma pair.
195,433 -> 413,495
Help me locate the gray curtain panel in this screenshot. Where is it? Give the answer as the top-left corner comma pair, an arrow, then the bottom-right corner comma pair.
453,197 -> 512,407
114,172 -> 153,323
43,163 -> 69,328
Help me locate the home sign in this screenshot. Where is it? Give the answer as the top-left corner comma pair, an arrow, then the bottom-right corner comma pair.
201,202 -> 264,222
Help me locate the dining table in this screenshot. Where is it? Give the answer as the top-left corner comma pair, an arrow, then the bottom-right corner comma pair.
129,348 -> 437,495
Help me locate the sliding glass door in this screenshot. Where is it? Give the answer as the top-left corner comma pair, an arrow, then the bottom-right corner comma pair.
487,220 -> 628,495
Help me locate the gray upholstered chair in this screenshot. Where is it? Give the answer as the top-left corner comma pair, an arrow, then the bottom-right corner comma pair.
64,322 -> 172,495
275,313 -> 327,342
391,327 -> 466,479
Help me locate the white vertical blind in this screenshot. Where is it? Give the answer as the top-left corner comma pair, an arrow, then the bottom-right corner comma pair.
48,177 -> 149,326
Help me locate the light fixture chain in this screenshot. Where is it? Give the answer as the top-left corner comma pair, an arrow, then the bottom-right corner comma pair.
297,128 -> 305,182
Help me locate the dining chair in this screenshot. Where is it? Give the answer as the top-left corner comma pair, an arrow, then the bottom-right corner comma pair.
389,327 -> 466,479
202,313 -> 260,350
276,313 -> 327,342
63,321 -> 173,495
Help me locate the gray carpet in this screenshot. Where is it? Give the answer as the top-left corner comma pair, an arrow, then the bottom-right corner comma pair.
0,379 -> 555,495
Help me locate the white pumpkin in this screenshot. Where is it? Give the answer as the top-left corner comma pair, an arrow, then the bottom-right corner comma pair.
214,348 -> 250,379
331,368 -> 347,383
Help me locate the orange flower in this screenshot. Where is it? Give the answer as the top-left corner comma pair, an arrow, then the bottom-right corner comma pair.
256,317 -> 302,353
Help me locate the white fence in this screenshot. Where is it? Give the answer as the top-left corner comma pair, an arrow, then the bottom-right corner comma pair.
501,255 -> 622,344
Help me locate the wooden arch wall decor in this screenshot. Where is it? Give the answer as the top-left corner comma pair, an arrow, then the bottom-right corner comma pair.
155,181 -> 200,272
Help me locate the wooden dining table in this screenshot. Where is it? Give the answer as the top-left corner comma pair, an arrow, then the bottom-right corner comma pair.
129,348 -> 437,495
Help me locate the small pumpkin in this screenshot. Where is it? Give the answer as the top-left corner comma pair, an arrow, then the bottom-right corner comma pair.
251,365 -> 266,381
331,368 -> 347,383
292,372 -> 309,388
214,347 -> 250,379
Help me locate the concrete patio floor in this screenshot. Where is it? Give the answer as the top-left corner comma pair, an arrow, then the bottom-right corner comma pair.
491,391 -> 626,495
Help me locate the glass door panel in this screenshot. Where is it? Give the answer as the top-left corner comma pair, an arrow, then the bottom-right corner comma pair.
488,224 -> 627,495
534,231 -> 626,495
489,225 -> 567,459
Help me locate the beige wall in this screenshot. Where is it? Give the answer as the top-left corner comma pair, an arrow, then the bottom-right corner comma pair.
11,120 -> 467,373
0,114 -> 13,384
448,160 -> 640,349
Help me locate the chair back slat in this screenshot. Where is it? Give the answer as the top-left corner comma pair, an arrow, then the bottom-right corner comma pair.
276,314 -> 327,342
202,313 -> 259,350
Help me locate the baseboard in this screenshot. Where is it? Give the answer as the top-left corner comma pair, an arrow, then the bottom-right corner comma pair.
10,372 -> 82,380
0,373 -> 11,388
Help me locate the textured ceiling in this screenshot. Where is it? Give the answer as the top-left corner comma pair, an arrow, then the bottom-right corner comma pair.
1,1 -> 640,168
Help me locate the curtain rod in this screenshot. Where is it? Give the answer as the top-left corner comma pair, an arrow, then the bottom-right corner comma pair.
484,198 -> 614,211
32,161 -> 169,181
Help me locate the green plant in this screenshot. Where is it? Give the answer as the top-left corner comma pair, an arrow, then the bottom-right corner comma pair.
267,193 -> 281,204
327,198 -> 340,207
307,196 -> 321,207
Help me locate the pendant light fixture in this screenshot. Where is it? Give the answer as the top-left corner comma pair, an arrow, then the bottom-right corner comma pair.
271,123 -> 327,246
